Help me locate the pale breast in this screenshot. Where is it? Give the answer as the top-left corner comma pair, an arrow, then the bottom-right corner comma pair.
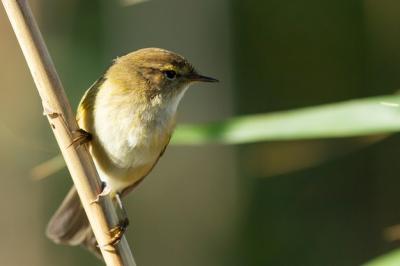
88,80 -> 178,192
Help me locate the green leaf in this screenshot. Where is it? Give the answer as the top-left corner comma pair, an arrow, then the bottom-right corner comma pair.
172,94 -> 400,145
363,249 -> 400,266
120,0 -> 149,6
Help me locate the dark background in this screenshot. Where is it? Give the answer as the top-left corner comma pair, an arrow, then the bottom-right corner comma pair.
1,0 -> 400,265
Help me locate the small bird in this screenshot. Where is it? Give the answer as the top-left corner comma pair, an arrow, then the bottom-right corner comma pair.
46,48 -> 218,257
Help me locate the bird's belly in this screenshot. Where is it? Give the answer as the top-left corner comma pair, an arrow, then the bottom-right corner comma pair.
93,154 -> 156,194
90,115 -> 172,193
91,137 -> 164,193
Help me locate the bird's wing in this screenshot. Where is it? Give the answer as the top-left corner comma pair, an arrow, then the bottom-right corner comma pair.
120,135 -> 172,197
76,76 -> 105,128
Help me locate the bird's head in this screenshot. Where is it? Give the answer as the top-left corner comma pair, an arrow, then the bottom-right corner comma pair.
106,48 -> 218,102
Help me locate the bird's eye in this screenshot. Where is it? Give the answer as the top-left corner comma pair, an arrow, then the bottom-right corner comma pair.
163,70 -> 177,80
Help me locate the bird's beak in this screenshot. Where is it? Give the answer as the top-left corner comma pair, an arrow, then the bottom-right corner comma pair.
188,73 -> 219,83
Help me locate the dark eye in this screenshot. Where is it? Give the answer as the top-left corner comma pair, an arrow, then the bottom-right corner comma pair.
163,70 -> 177,80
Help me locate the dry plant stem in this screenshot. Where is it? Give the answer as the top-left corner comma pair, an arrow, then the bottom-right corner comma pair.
1,0 -> 136,265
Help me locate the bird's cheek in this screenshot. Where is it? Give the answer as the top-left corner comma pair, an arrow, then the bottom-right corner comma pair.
152,74 -> 163,85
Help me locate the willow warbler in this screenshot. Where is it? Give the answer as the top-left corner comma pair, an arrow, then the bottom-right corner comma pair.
46,48 -> 218,256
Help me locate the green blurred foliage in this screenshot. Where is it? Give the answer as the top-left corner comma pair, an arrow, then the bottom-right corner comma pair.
232,0 -> 400,266
2,0 -> 400,266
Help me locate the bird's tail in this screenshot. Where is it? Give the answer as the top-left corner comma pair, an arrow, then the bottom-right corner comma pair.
46,186 -> 101,258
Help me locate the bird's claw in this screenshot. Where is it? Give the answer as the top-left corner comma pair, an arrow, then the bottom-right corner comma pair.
68,129 -> 92,148
99,218 -> 130,248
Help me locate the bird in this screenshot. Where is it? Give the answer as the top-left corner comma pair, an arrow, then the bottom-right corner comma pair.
46,48 -> 218,257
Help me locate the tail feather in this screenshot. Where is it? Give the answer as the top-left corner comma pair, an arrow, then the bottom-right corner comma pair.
46,186 -> 101,258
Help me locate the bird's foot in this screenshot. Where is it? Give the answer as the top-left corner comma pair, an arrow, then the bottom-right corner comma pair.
105,193 -> 130,246
96,217 -> 130,250
68,128 -> 92,148
107,217 -> 130,246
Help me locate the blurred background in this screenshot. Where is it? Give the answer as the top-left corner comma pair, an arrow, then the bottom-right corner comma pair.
1,0 -> 400,265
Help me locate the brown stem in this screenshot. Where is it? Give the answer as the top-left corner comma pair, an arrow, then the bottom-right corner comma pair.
1,0 -> 136,265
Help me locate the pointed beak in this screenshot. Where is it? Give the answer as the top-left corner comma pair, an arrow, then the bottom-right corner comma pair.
188,73 -> 219,83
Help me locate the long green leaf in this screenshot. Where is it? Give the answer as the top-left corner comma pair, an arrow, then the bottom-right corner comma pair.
172,94 -> 400,145
363,249 -> 400,266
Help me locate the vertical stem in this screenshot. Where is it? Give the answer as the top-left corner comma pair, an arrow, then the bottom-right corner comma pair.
1,0 -> 136,265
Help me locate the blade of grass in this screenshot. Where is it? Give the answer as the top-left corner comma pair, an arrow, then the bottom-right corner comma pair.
120,0 -> 149,7
363,249 -> 400,266
172,94 -> 400,145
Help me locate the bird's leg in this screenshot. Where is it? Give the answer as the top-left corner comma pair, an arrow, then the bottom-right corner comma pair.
115,193 -> 129,225
107,193 -> 130,246
68,128 -> 92,148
